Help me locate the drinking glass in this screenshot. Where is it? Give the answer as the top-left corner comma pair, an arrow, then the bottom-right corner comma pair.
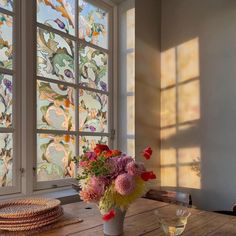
155,207 -> 191,236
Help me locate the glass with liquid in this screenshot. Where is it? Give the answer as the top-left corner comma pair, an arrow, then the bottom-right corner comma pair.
155,208 -> 191,236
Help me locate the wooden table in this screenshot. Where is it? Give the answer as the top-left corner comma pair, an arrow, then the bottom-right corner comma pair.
41,198 -> 236,236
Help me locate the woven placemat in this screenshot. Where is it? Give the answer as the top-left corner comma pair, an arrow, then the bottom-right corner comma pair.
0,206 -> 62,224
0,198 -> 61,219
0,212 -> 83,236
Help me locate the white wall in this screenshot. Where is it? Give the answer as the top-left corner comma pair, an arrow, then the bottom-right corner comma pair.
135,0 -> 161,186
161,0 -> 236,210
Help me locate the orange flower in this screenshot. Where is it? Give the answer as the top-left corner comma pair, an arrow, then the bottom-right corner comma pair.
64,99 -> 70,108
64,134 -> 70,142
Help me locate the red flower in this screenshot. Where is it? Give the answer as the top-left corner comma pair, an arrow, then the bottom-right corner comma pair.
141,171 -> 156,181
142,147 -> 153,160
102,210 -> 115,221
104,149 -> 122,158
94,144 -> 110,155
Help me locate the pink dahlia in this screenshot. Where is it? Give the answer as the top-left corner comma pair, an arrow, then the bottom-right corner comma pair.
114,173 -> 135,195
126,161 -> 146,176
79,177 -> 107,203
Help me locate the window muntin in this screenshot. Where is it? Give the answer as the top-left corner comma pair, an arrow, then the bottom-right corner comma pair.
36,0 -> 113,189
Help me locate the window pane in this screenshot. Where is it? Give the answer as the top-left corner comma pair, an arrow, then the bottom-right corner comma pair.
79,89 -> 108,133
0,133 -> 13,187
79,45 -> 108,91
37,27 -> 75,83
0,13 -> 13,69
79,135 -> 108,154
0,0 -> 13,11
37,133 -> 75,182
79,0 -> 108,49
37,0 -> 75,35
0,74 -> 12,128
37,80 -> 75,131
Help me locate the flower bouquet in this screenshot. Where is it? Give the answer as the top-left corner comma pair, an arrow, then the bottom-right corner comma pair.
74,144 -> 156,236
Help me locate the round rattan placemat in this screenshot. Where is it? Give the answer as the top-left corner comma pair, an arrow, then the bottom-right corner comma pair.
0,212 -> 63,231
0,206 -> 61,224
0,198 -> 61,219
0,206 -> 63,227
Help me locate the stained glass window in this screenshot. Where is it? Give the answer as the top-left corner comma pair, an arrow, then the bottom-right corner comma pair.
0,0 -> 13,11
36,0 -> 112,187
79,45 -> 108,91
79,89 -> 108,133
0,13 -> 13,69
37,28 -> 75,83
0,74 -> 12,128
79,0 -> 108,49
37,0 -> 75,35
0,0 -> 15,194
37,80 -> 75,131
0,133 -> 13,187
37,133 -> 75,181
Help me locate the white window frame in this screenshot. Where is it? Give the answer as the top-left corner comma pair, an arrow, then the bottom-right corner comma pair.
0,0 -> 117,198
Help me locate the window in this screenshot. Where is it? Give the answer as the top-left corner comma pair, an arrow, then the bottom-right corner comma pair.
35,0 -> 114,190
0,0 -> 116,196
118,0 -> 135,156
0,0 -> 21,195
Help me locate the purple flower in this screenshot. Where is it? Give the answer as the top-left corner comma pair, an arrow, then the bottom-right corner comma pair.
54,18 -> 66,30
85,151 -> 97,161
89,126 -> 96,132
3,79 -> 12,93
64,69 -> 74,78
107,156 -> 133,179
100,81 -> 107,91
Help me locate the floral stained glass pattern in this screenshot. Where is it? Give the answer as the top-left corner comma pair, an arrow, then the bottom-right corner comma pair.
37,0 -> 75,35
37,27 -> 75,83
0,133 -> 12,187
37,80 -> 75,131
79,0 -> 108,49
0,13 -> 13,69
0,74 -> 12,128
0,0 -> 13,11
79,135 -> 108,154
79,45 -> 108,91
37,133 -> 75,182
79,89 -> 108,133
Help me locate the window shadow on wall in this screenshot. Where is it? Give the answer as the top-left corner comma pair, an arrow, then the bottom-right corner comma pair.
160,38 -> 201,190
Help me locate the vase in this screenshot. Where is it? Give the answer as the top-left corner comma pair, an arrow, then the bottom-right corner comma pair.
103,208 -> 126,236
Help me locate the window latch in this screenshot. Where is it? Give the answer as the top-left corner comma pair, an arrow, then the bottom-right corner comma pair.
111,129 -> 116,140
19,168 -> 25,174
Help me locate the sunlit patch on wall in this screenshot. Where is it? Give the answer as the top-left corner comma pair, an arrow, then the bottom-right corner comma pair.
178,80 -> 200,123
127,139 -> 135,157
177,38 -> 199,82
161,167 -> 177,187
127,96 -> 135,135
126,8 -> 135,49
161,48 -> 176,88
161,88 -> 176,127
178,147 -> 200,164
179,165 -> 200,189
160,37 -> 201,190
127,52 -> 135,93
160,127 -> 176,140
160,148 -> 177,165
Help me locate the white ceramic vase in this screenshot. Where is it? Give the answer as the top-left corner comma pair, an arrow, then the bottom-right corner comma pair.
103,208 -> 126,236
